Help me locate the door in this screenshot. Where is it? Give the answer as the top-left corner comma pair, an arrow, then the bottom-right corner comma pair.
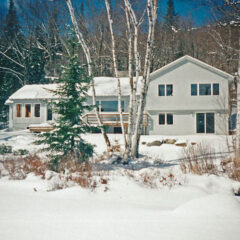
196,113 -> 215,133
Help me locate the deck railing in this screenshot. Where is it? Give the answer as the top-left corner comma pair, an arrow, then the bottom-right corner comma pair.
83,113 -> 148,127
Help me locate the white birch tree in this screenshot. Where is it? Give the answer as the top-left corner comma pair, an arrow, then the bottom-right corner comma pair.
105,0 -> 128,154
65,0 -> 111,150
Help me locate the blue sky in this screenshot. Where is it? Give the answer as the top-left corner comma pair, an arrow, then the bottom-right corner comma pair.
0,0 -> 212,26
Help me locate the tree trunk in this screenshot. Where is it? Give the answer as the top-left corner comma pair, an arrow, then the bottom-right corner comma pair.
236,35 -> 240,157
105,0 -> 128,156
65,0 -> 111,150
131,0 -> 157,158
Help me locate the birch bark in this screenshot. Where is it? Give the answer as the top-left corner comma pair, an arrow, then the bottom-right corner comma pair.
131,0 -> 158,157
65,0 -> 111,150
105,0 -> 128,154
236,35 -> 240,156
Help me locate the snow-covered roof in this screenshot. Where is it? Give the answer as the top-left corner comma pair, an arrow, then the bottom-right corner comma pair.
150,55 -> 234,81
5,77 -> 143,103
89,77 -> 142,96
6,84 -> 58,102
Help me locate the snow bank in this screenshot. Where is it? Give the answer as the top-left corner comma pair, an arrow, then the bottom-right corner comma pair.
0,174 -> 239,240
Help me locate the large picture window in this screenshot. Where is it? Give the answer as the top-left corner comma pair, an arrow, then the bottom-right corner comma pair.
16,104 -> 22,118
199,84 -> 211,95
25,104 -> 31,118
191,83 -> 219,96
34,104 -> 40,118
97,101 -> 124,112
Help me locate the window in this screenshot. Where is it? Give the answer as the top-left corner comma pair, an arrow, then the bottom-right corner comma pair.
213,83 -> 219,95
16,104 -> 22,118
97,101 -> 124,112
159,114 -> 165,125
167,114 -> 173,125
192,83 -> 220,96
34,104 -> 40,117
191,84 -> 198,96
166,84 -> 173,96
196,113 -> 215,133
158,85 -> 165,96
25,104 -> 31,118
199,84 -> 211,95
159,113 -> 173,125
47,106 -> 52,121
158,84 -> 173,96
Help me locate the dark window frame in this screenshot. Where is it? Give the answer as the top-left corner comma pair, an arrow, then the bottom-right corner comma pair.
34,104 -> 40,118
159,114 -> 165,125
25,104 -> 31,118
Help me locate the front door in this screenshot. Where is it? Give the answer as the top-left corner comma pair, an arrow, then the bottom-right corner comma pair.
196,113 -> 215,133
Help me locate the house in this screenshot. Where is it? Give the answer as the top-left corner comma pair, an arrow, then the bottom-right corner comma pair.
5,55 -> 234,135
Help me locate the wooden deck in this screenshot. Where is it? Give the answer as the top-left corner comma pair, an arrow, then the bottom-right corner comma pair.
29,125 -> 53,133
83,113 -> 148,127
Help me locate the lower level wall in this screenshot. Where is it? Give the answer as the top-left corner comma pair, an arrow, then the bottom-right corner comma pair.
147,110 -> 228,135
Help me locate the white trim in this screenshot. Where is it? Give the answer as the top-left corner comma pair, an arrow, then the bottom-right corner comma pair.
151,55 -> 234,81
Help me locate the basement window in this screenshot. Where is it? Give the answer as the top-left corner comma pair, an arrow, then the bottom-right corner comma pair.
16,104 -> 22,118
25,104 -> 31,118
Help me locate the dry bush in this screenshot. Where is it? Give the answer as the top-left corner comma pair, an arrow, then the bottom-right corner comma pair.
3,158 -> 25,180
181,142 -> 240,181
23,154 -> 47,179
222,157 -> 240,181
96,139 -> 123,162
123,169 -> 182,188
180,142 -> 219,175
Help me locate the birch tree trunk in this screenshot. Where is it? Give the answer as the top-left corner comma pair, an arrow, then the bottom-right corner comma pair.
235,35 -> 240,157
65,0 -> 111,150
131,0 -> 158,158
123,0 -> 145,158
105,0 -> 128,155
125,6 -> 134,158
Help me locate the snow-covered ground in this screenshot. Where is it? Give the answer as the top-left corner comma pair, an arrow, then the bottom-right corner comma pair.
0,130 -> 240,240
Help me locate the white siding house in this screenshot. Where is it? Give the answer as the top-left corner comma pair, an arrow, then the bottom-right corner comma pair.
5,55 -> 234,135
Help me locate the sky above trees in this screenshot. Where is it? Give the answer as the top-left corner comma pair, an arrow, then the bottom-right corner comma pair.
0,0 -> 211,26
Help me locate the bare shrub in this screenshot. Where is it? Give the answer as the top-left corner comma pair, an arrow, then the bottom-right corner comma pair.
96,139 -> 123,162
123,169 -> 182,188
3,158 -> 25,180
180,142 -> 219,175
23,154 -> 47,179
181,142 -> 240,181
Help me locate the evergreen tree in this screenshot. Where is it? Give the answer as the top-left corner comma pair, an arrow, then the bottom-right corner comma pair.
25,26 -> 46,84
36,41 -> 94,171
0,0 -> 24,123
164,0 -> 178,29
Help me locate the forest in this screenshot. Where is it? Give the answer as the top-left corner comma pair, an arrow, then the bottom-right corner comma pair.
0,0 -> 239,125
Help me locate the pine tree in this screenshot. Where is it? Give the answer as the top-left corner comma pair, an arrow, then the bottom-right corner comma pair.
36,41 -> 94,171
0,0 -> 24,123
26,26 -> 46,84
164,0 -> 178,30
